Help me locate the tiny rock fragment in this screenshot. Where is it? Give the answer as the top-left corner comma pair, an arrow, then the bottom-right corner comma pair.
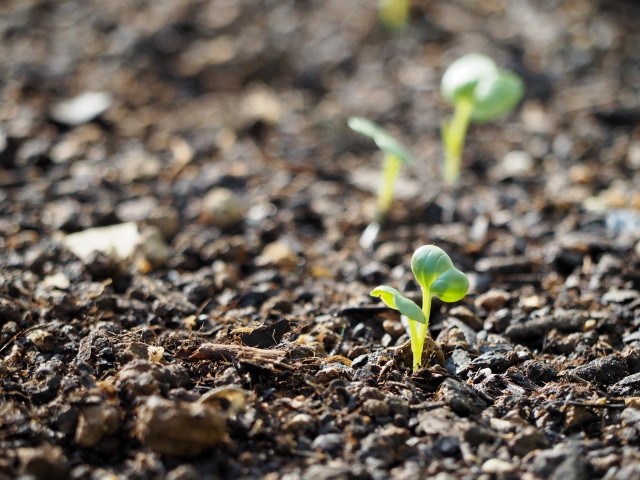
197,385 -> 251,415
362,399 -> 390,417
382,319 -> 405,336
75,404 -> 120,448
50,91 -> 113,126
475,256 -> 530,274
548,455 -> 591,480
564,405 -> 595,428
17,446 -> 69,480
42,272 -> 71,290
201,187 -> 245,228
255,241 -> 298,271
571,354 -> 628,385
284,413 -> 314,433
449,306 -> 484,330
166,465 -> 202,480
136,395 -> 226,456
438,378 -> 488,416
311,433 -> 344,453
482,458 -> 515,474
133,226 -> 170,269
475,289 -> 510,310
509,426 -> 548,456
27,329 -> 55,352
63,222 -> 140,262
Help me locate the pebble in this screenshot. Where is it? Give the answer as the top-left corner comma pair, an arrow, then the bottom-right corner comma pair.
362,399 -> 390,417
63,222 -> 140,262
311,433 -> 344,452
133,226 -> 170,269
481,458 -> 515,474
445,349 -> 473,376
17,445 -> 69,480
42,272 -> 71,290
166,465 -> 201,480
449,305 -> 484,331
475,289 -> 510,310
492,150 -> 534,179
201,187 -> 245,228
255,241 -> 298,271
571,354 -> 628,385
50,91 -> 113,126
136,395 -> 226,456
75,404 -> 120,448
382,319 -> 405,336
606,209 -> 640,236
438,378 -> 488,416
548,455 -> 590,480
351,354 -> 369,369
509,426 -> 548,456
284,413 -> 314,433
117,148 -> 162,183
475,256 -> 530,273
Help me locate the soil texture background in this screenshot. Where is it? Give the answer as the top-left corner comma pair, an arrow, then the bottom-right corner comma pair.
2,0 -> 640,479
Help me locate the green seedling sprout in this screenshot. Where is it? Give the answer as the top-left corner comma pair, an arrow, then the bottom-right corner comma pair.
441,53 -> 524,184
379,0 -> 410,30
371,245 -> 468,370
347,116 -> 415,248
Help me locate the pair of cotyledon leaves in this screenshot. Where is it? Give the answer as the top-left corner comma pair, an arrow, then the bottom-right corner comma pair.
371,245 -> 469,324
441,53 -> 524,124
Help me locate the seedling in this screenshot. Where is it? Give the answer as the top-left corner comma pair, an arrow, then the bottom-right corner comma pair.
371,245 -> 468,370
347,116 -> 415,248
441,54 -> 524,184
379,0 -> 410,30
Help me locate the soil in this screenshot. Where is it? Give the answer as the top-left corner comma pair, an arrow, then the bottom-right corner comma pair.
2,0 -> 640,479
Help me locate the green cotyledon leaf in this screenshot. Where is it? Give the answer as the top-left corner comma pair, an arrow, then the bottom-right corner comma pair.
411,245 -> 469,303
370,286 -> 426,324
347,116 -> 415,166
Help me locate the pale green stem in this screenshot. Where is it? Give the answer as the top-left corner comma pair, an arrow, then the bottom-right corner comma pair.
443,97 -> 474,185
377,153 -> 402,221
379,0 -> 410,29
407,317 -> 421,370
410,291 -> 432,371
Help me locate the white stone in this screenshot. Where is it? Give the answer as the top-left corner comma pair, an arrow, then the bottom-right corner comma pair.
63,222 -> 140,262
50,91 -> 113,126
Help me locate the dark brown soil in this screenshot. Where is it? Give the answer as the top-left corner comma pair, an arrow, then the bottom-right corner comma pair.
2,0 -> 640,479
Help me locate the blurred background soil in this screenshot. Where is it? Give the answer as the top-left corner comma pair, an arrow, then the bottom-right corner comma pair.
2,0 -> 640,479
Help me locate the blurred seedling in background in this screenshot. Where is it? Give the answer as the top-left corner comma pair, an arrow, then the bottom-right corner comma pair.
441,53 -> 524,184
371,245 -> 468,370
347,116 -> 415,249
379,0 -> 410,30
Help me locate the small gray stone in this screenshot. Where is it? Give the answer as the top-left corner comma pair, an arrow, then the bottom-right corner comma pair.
445,349 -> 473,376
311,433 -> 344,452
549,455 -> 591,480
352,354 -> 369,369
438,378 -> 488,416
362,399 -> 390,417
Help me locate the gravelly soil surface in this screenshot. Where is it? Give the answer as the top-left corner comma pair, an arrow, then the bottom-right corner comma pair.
2,0 -> 640,479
